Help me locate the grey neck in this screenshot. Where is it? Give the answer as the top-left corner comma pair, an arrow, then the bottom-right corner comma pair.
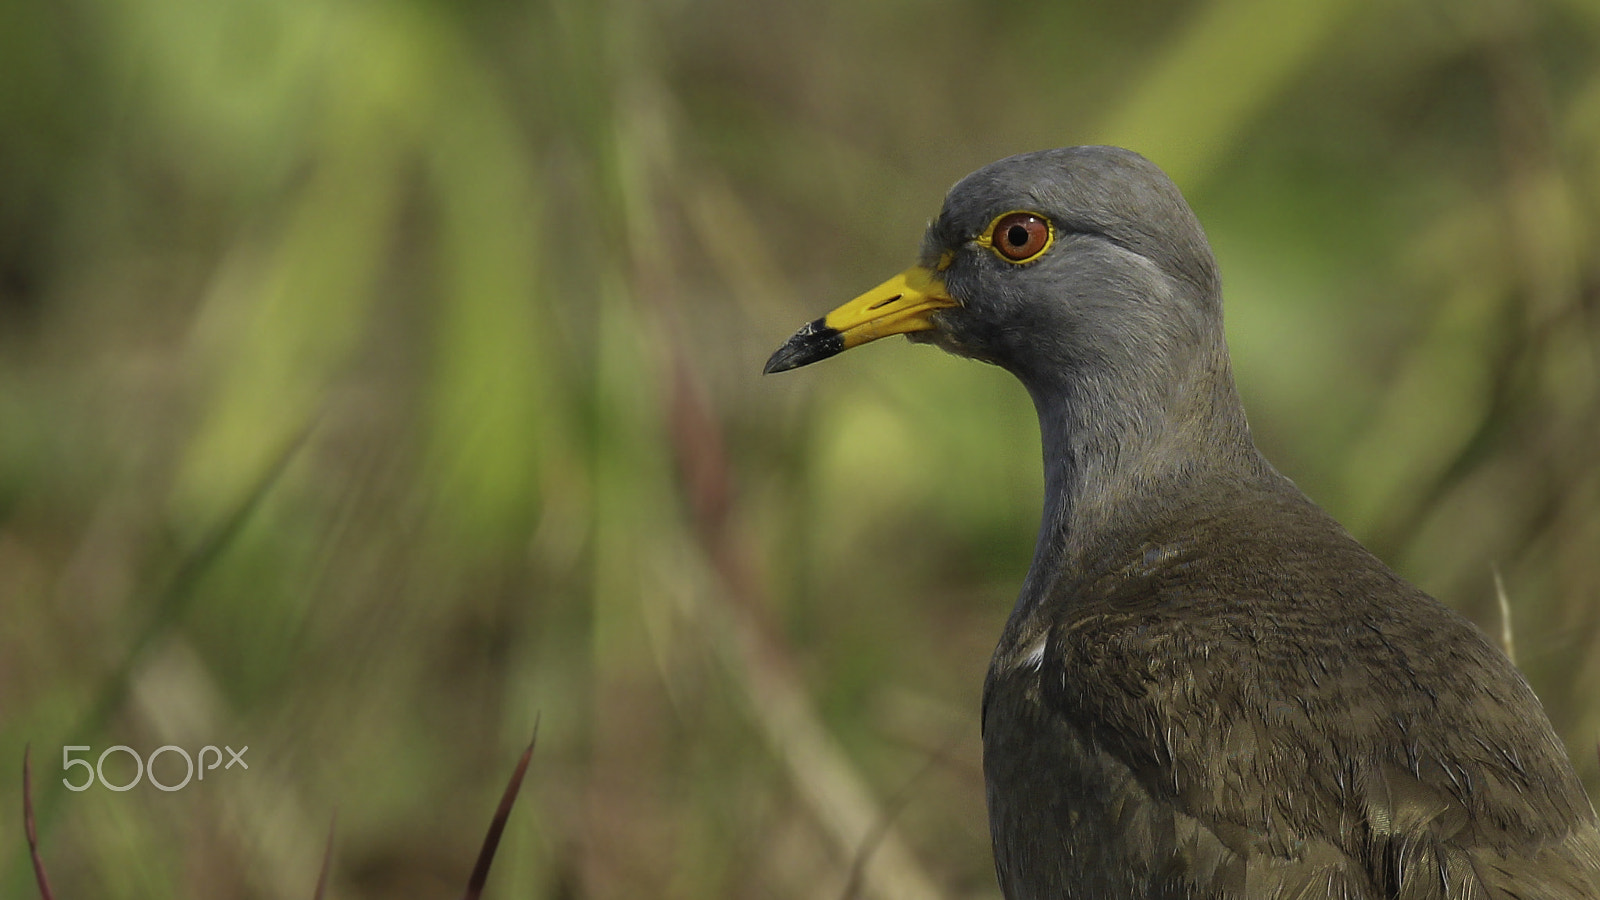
1009,341 -> 1264,621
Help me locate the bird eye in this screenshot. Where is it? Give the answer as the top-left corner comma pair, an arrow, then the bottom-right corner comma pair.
984,212 -> 1052,263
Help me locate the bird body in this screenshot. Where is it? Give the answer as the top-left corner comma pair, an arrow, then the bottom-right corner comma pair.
766,147 -> 1600,898
985,481 -> 1600,897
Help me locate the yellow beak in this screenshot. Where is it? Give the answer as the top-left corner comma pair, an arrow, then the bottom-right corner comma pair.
764,266 -> 956,374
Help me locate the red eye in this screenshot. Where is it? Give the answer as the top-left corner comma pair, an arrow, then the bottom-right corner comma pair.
989,212 -> 1051,262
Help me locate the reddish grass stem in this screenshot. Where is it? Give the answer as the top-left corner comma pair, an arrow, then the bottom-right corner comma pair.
460,723 -> 539,900
23,745 -> 56,900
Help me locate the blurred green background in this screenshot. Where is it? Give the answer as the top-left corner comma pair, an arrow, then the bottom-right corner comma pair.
3,0 -> 1599,896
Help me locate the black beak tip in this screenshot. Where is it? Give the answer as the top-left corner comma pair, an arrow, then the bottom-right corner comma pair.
763,319 -> 842,375
762,351 -> 798,375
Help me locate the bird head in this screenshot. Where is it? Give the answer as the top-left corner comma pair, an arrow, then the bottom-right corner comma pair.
764,146 -> 1225,399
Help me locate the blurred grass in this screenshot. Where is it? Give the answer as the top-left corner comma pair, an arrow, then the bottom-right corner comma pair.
2,0 -> 1599,897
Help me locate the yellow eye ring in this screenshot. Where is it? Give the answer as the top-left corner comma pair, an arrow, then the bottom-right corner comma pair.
975,211 -> 1053,264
